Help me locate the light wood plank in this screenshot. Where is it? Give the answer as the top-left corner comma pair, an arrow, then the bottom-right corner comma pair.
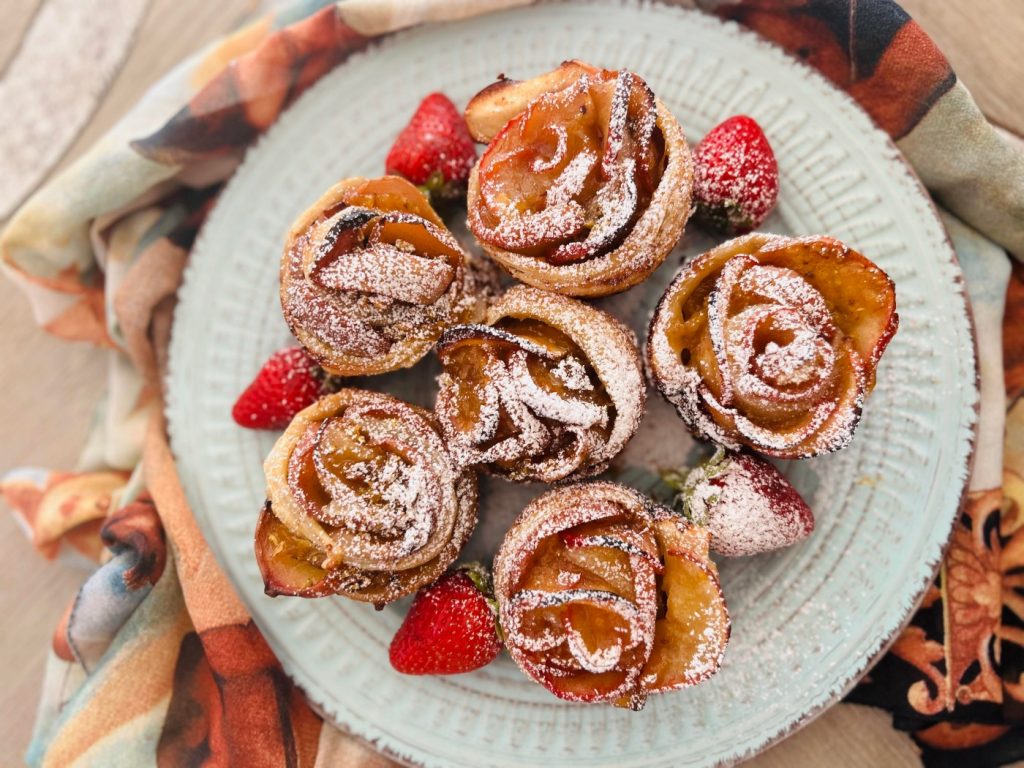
901,0 -> 1024,135
750,705 -> 920,767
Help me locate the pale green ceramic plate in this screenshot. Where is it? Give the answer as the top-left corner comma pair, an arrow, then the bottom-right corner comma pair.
167,2 -> 977,765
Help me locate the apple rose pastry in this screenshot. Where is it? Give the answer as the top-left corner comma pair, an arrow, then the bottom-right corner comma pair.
281,176 -> 489,377
256,389 -> 477,606
494,482 -> 730,709
648,234 -> 898,459
464,60 -> 693,297
435,285 -> 645,483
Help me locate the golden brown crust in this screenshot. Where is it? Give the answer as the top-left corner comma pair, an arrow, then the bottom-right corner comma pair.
466,62 -> 693,298
464,61 -> 596,143
257,389 -> 477,605
493,481 -> 729,707
647,233 -> 899,459
434,286 -> 645,483
280,176 -> 489,376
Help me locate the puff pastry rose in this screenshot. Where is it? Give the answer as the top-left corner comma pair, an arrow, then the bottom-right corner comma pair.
281,176 -> 489,377
434,285 -> 645,483
464,60 -> 693,297
494,482 -> 730,709
256,389 -> 477,606
647,234 -> 898,459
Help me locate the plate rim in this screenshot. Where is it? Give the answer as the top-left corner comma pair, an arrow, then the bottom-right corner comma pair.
166,2 -> 980,765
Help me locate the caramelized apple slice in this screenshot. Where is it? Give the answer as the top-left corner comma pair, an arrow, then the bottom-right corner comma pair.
756,237 -> 898,370
254,502 -> 334,597
561,537 -> 637,599
496,483 -> 731,708
337,175 -> 444,226
564,601 -> 631,672
561,522 -> 664,598
547,666 -> 634,702
496,318 -> 576,359
437,324 -> 563,362
281,175 -> 485,378
434,292 -> 636,484
652,515 -> 712,562
464,60 -> 599,143
641,544 -> 730,691
504,587 -> 652,703
647,233 -> 898,458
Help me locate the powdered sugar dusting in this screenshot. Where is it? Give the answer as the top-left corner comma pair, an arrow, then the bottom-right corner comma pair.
281,182 -> 489,376
683,450 -> 814,558
493,482 -> 728,707
466,62 -> 694,297
262,389 -> 477,605
648,233 -> 892,459
552,355 -> 593,391
435,286 -> 644,482
494,484 -> 658,703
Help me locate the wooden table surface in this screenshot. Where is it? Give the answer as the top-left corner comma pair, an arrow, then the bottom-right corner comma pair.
1,0 -> 1022,765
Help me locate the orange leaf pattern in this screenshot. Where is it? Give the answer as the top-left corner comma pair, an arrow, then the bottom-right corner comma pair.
850,249 -> 1024,765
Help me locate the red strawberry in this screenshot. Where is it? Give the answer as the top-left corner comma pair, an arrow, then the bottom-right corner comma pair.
385,93 -> 477,201
672,448 -> 813,557
389,564 -> 502,675
231,347 -> 337,430
692,115 -> 779,234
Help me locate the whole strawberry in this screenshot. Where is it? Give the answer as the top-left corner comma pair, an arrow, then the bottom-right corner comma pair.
672,448 -> 813,557
390,564 -> 502,675
692,115 -> 778,234
385,93 -> 477,202
231,347 -> 338,430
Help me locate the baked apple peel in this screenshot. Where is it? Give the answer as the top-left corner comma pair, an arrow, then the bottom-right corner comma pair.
494,482 -> 730,709
435,286 -> 645,483
257,389 -> 477,606
647,233 -> 898,459
465,61 -> 693,297
281,176 -> 490,377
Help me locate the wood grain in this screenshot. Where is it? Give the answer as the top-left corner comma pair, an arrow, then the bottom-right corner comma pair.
900,0 -> 1024,135
0,0 -> 149,218
0,0 -> 1020,764
0,0 -> 254,763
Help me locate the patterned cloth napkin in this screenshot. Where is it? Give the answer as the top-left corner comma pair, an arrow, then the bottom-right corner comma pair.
2,1 -> 1023,765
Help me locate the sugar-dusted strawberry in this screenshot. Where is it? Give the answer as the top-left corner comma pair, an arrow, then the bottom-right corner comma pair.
389,563 -> 502,675
385,93 -> 477,202
231,347 -> 338,430
669,448 -> 813,557
692,115 -> 778,234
